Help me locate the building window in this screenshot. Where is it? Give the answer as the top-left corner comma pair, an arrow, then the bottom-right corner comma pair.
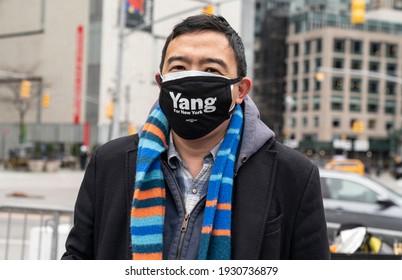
387,63 -> 397,76
293,62 -> 298,74
386,82 -> 396,95
302,97 -> 308,111
294,43 -> 299,57
385,100 -> 396,114
350,78 -> 361,93
291,118 -> 296,128
316,38 -> 322,53
351,60 -> 362,70
351,40 -> 363,54
386,43 -> 398,58
303,78 -> 309,92
368,80 -> 379,93
349,97 -> 361,112
313,96 -> 320,110
304,60 -> 310,73
331,96 -> 343,111
386,121 -> 394,131
369,61 -> 379,72
333,58 -> 344,69
368,119 -> 376,130
332,77 -> 343,91
315,80 -> 321,91
332,118 -> 341,128
370,42 -> 381,56
305,40 -> 311,55
314,116 -> 319,127
302,117 -> 308,127
368,98 -> 378,113
292,80 -> 298,93
315,58 -> 321,69
292,98 -> 297,112
334,38 -> 345,53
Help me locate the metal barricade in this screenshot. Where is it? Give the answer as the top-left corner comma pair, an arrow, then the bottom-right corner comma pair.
0,203 -> 74,260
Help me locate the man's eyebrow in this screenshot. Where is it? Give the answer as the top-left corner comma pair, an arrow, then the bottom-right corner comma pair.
166,56 -> 229,71
166,56 -> 190,65
200,58 -> 228,71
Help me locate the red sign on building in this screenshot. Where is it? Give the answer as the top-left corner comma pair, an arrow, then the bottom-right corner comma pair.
74,25 -> 84,124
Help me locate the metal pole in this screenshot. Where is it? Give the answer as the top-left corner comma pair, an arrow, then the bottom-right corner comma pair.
50,211 -> 60,260
36,79 -> 43,125
110,0 -> 126,140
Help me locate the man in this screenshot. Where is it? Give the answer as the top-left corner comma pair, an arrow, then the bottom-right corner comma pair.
62,14 -> 330,260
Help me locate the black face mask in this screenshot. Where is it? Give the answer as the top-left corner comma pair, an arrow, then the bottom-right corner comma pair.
159,71 -> 242,140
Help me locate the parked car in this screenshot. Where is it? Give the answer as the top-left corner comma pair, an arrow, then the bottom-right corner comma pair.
324,159 -> 366,175
319,169 -> 402,245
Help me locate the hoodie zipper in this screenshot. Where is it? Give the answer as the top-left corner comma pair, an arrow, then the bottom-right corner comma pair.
176,213 -> 190,259
162,161 -> 208,260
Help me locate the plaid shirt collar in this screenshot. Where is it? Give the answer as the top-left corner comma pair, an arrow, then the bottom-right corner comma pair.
166,134 -> 221,170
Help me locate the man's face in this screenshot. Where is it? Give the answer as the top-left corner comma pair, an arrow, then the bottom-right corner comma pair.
160,30 -> 243,106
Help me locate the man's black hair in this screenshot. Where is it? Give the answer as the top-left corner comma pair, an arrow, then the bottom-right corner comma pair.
159,14 -> 247,77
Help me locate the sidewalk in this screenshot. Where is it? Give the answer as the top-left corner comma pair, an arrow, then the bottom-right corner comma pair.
0,170 -> 85,208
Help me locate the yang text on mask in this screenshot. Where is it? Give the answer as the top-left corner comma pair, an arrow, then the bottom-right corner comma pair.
169,92 -> 217,115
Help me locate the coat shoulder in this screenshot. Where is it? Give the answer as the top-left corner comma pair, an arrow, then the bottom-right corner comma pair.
268,140 -> 315,171
95,134 -> 139,164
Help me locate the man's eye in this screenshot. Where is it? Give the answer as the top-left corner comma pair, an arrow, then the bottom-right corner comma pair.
205,68 -> 219,73
171,65 -> 185,71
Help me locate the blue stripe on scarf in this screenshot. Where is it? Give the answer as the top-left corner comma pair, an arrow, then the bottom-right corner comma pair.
131,234 -> 163,245
131,225 -> 164,235
132,243 -> 163,253
131,216 -> 163,227
133,197 -> 165,208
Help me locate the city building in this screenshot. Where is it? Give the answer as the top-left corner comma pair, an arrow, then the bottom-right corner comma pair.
370,0 -> 402,10
285,9 -> 402,161
0,0 -> 251,160
253,0 -> 350,142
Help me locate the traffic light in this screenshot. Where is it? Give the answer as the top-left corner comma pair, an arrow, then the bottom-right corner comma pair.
20,80 -> 32,99
202,4 -> 214,15
106,102 -> 114,119
128,124 -> 135,135
42,92 -> 50,108
351,0 -> 365,24
352,120 -> 364,134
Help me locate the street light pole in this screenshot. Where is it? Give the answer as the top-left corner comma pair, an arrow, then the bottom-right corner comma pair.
110,0 -> 126,140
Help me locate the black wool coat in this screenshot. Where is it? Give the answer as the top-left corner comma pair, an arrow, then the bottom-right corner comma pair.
62,134 -> 330,260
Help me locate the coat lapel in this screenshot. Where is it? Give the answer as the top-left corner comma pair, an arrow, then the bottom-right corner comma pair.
231,148 -> 278,259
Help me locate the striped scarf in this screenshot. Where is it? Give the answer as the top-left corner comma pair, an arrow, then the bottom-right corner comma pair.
131,105 -> 243,260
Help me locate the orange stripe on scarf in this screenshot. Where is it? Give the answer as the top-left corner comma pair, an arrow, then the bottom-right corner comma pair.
131,206 -> 165,218
201,225 -> 213,234
132,252 -> 162,260
205,199 -> 217,208
143,123 -> 167,147
134,188 -> 166,200
212,229 -> 231,236
217,203 -> 231,210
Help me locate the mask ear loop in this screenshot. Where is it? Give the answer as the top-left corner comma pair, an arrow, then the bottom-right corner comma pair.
228,79 -> 242,113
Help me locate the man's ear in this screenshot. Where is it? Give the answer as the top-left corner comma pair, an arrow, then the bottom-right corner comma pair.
235,77 -> 252,104
155,73 -> 162,88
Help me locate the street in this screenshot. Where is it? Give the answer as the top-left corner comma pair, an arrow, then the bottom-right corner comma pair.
1,169 -> 401,207
0,170 -> 85,208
